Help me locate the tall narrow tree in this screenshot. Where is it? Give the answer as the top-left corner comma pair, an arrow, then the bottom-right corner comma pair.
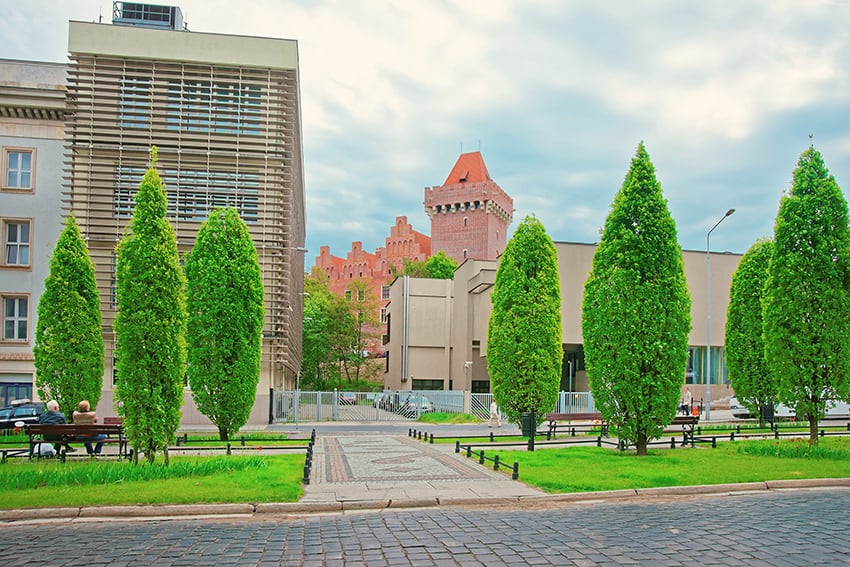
763,147 -> 850,444
185,208 -> 264,441
34,213 -> 103,417
114,148 -> 187,464
582,142 -> 691,456
726,238 -> 774,425
487,215 -> 562,427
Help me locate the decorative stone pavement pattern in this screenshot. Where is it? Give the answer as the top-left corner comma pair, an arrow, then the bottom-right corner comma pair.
319,435 -> 496,483
3,488 -> 849,565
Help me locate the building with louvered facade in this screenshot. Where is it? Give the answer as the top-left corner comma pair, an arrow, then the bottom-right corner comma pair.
64,5 -> 305,425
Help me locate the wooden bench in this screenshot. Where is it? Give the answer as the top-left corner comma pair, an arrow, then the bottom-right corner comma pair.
544,412 -> 607,438
25,423 -> 128,461
666,415 -> 699,447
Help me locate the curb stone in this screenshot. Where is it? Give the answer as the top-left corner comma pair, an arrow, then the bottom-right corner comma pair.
2,480 -> 850,523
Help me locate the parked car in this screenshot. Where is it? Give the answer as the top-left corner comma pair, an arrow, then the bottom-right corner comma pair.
729,396 -> 850,420
377,392 -> 400,412
397,394 -> 435,417
339,392 -> 357,405
0,399 -> 44,431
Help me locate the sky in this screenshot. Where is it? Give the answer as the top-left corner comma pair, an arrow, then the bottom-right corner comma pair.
4,1 -> 850,267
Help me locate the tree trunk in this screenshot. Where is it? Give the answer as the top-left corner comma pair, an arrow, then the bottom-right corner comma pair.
219,426 -> 229,441
809,415 -> 819,446
636,432 -> 648,456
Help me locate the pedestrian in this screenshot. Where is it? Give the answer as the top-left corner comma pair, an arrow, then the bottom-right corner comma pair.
488,400 -> 501,428
37,400 -> 75,454
73,400 -> 106,456
681,387 -> 692,415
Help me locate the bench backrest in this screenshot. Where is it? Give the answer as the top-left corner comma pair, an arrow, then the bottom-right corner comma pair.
546,412 -> 603,421
102,417 -> 123,426
26,424 -> 122,436
670,416 -> 699,425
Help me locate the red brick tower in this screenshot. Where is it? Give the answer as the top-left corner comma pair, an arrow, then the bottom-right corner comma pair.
424,152 -> 513,263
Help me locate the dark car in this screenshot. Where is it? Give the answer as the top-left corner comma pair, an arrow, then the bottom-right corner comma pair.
0,400 -> 44,431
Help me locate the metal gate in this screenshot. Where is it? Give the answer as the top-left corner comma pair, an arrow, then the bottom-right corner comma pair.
271,389 -> 593,423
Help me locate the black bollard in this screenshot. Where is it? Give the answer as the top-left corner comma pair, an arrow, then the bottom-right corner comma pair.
493,454 -> 500,471
512,461 -> 519,480
226,443 -> 231,456
241,436 -> 246,446
479,449 -> 485,465
455,440 -> 460,453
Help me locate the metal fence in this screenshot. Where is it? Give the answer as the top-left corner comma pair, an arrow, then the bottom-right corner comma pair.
271,389 -> 594,423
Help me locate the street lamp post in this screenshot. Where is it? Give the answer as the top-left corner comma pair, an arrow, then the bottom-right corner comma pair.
705,208 -> 735,421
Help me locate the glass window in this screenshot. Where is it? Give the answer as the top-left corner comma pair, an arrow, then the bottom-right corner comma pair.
381,285 -> 390,300
4,149 -> 33,190
3,220 -> 30,266
2,296 -> 28,341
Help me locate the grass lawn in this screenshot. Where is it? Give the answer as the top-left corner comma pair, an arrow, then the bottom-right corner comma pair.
491,436 -> 850,493
0,454 -> 305,509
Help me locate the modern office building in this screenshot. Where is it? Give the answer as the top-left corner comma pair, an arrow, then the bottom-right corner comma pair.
63,4 -> 305,425
384,242 -> 741,405
0,59 -> 67,407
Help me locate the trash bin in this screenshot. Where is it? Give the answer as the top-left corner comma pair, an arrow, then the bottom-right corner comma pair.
521,412 -> 535,437
761,403 -> 775,422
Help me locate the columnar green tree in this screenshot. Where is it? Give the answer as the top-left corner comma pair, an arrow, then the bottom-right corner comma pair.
34,213 -> 103,417
185,208 -> 264,441
114,148 -> 187,464
582,142 -> 691,456
725,238 -> 774,425
487,215 -> 562,427
763,147 -> 850,444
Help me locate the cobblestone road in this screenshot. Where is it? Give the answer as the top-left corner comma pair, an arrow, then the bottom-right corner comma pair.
5,488 -> 849,566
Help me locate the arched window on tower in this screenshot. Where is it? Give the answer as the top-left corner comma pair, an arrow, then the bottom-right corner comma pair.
464,216 -> 468,226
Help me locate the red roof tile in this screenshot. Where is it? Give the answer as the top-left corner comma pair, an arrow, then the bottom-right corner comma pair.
443,151 -> 491,186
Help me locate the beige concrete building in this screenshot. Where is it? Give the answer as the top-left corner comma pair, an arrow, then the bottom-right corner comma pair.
60,6 -> 305,425
384,242 -> 741,405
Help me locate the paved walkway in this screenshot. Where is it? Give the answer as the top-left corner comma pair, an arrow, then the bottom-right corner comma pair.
301,433 -> 545,509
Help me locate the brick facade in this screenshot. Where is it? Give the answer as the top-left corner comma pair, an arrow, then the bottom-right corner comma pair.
424,152 -> 513,263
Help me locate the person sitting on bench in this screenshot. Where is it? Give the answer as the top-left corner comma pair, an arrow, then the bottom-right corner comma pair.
72,400 -> 106,456
37,400 -> 75,454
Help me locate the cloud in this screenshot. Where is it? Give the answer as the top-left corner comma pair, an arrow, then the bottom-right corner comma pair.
3,0 -> 850,262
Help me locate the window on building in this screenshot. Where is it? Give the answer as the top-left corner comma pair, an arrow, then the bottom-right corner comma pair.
463,216 -> 468,226
114,166 -> 259,223
119,77 -> 150,128
380,307 -> 387,323
462,249 -> 468,259
381,285 -> 390,300
3,149 -> 33,190
2,219 -> 30,267
344,290 -> 352,301
2,295 -> 28,341
357,289 -> 365,301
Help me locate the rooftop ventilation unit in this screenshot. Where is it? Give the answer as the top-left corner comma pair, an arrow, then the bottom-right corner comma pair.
112,2 -> 185,30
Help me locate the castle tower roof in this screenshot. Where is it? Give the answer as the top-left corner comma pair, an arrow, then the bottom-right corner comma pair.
443,151 -> 491,185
